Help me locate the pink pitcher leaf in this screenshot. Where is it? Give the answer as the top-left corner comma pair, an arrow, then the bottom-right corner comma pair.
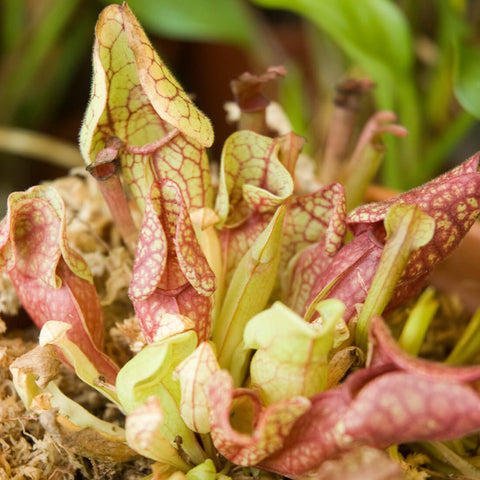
0,186 -> 118,383
259,358 -> 480,477
130,180 -> 215,342
133,295 -> 196,343
369,316 -> 480,383
284,241 -> 334,315
79,3 -> 213,212
348,153 -> 480,274
137,287 -> 213,343
281,182 -> 347,275
288,155 -> 480,323
215,130 -> 293,282
258,388 -> 351,476
341,153 -> 480,317
128,184 -> 168,301
290,230 -> 383,319
0,186 -> 92,287
295,445 -> 403,480
130,179 -> 215,296
207,370 -> 310,466
285,185 -> 347,257
216,130 -> 293,228
341,371 -> 480,448
9,265 -> 119,385
174,341 -> 220,433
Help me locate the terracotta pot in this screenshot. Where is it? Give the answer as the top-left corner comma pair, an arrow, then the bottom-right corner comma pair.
366,185 -> 480,314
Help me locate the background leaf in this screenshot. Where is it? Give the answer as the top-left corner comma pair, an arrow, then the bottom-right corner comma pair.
454,43 -> 480,119
124,0 -> 257,47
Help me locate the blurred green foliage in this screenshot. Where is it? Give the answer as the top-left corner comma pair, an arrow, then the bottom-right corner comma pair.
1,0 -> 479,189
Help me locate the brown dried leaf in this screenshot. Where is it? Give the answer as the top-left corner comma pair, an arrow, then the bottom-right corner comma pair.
39,409 -> 136,462
10,345 -> 61,389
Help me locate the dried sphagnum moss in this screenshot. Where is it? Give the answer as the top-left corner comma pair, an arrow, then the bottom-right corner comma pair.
0,323 -> 152,479
0,335 -> 83,480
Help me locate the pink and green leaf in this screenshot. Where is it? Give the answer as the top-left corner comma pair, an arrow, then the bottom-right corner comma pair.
174,341 -> 220,433
286,228 -> 381,319
288,154 -> 480,325
207,370 -> 310,466
244,300 -> 344,405
259,348 -> 480,478
0,186 -> 118,383
348,152 -> 480,279
0,185 -> 92,286
215,131 -> 293,281
79,3 -> 213,211
129,180 -> 215,343
283,182 -> 347,262
125,396 -> 191,470
355,203 -> 435,349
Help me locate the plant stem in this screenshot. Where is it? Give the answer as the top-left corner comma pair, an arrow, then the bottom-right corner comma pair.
87,138 -> 138,254
319,79 -> 373,185
446,307 -> 480,365
343,143 -> 384,212
398,287 -> 438,356
418,441 -> 480,478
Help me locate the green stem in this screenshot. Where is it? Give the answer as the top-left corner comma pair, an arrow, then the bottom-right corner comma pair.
200,434 -> 217,468
344,144 -> 384,211
446,307 -> 480,365
398,287 -> 438,356
418,441 -> 480,478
